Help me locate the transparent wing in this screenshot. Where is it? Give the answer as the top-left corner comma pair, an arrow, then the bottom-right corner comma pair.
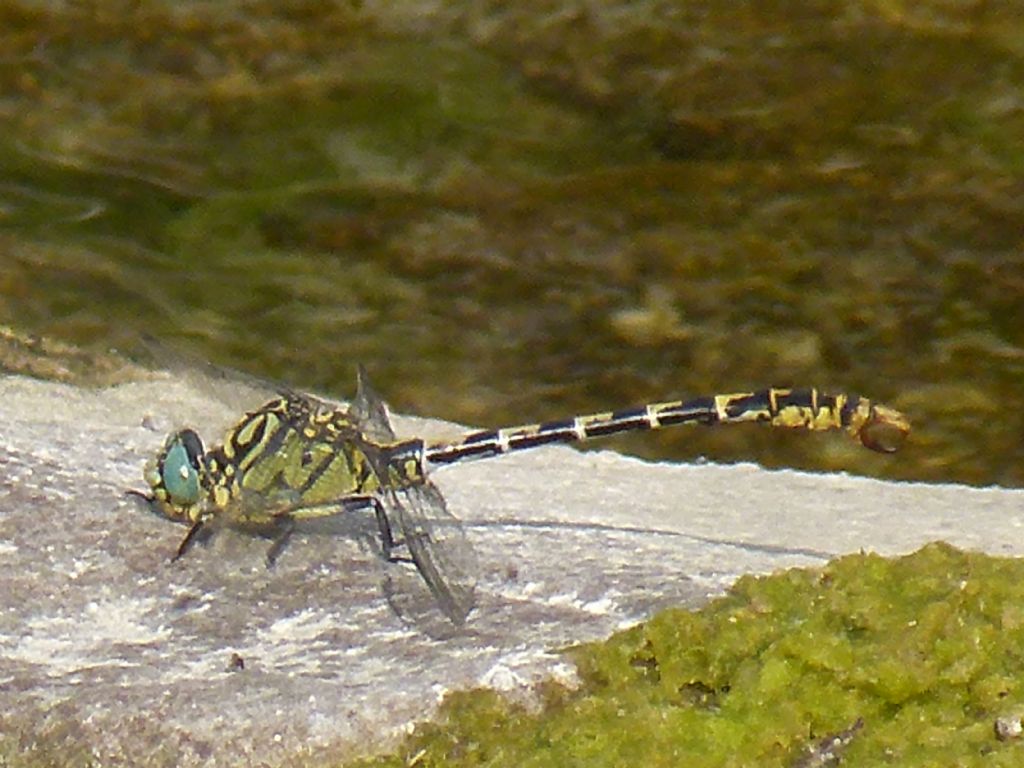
385,481 -> 477,625
135,335 -> 386,429
349,364 -> 397,443
135,334 -> 293,414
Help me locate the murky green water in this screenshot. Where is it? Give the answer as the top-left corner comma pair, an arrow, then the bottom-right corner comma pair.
2,1 -> 1022,486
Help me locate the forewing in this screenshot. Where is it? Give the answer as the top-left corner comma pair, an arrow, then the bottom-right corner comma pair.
385,482 -> 477,625
136,336 -> 380,435
135,334 -> 293,416
349,365 -> 397,442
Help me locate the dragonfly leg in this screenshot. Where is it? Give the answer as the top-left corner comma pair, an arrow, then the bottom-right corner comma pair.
264,494 -> 408,562
124,489 -> 153,507
296,493 -> 401,558
371,496 -> 408,562
296,494 -> 401,559
355,493 -> 418,564
265,515 -> 296,567
173,517 -> 210,562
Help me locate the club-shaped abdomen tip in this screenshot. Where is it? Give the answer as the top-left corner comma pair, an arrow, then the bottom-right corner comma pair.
859,404 -> 911,453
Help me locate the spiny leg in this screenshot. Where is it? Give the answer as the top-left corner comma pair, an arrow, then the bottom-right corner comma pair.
372,497 -> 400,559
366,494 -> 414,563
324,494 -> 400,559
173,517 -> 211,562
257,494 -> 407,563
125,486 -> 213,563
330,493 -> 408,563
265,515 -> 296,567
124,489 -> 153,507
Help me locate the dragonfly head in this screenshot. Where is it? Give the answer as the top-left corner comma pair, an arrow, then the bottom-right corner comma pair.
142,429 -> 206,523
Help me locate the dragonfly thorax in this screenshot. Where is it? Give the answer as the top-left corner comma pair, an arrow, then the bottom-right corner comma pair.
144,394 -> 433,532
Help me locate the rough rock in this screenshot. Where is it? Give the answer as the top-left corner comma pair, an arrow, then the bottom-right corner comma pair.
1,374 -> 1021,765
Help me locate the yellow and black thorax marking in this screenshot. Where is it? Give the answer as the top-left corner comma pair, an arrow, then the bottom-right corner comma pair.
145,394 -> 427,526
204,396 -> 428,518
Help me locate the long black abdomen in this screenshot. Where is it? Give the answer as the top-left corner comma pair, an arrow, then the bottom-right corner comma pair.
425,388 -> 909,466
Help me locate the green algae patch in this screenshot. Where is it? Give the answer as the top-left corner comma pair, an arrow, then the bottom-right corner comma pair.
356,544 -> 1024,767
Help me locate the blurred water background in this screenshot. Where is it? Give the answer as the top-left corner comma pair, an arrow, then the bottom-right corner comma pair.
1,0 -> 1022,486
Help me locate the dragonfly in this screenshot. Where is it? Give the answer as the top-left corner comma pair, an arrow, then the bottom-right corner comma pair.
132,374 -> 910,625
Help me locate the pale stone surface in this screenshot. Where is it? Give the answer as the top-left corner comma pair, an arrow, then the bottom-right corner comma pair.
1,374 -> 1022,765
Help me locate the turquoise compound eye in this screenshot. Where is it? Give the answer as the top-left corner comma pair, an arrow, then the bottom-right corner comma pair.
160,429 -> 204,505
